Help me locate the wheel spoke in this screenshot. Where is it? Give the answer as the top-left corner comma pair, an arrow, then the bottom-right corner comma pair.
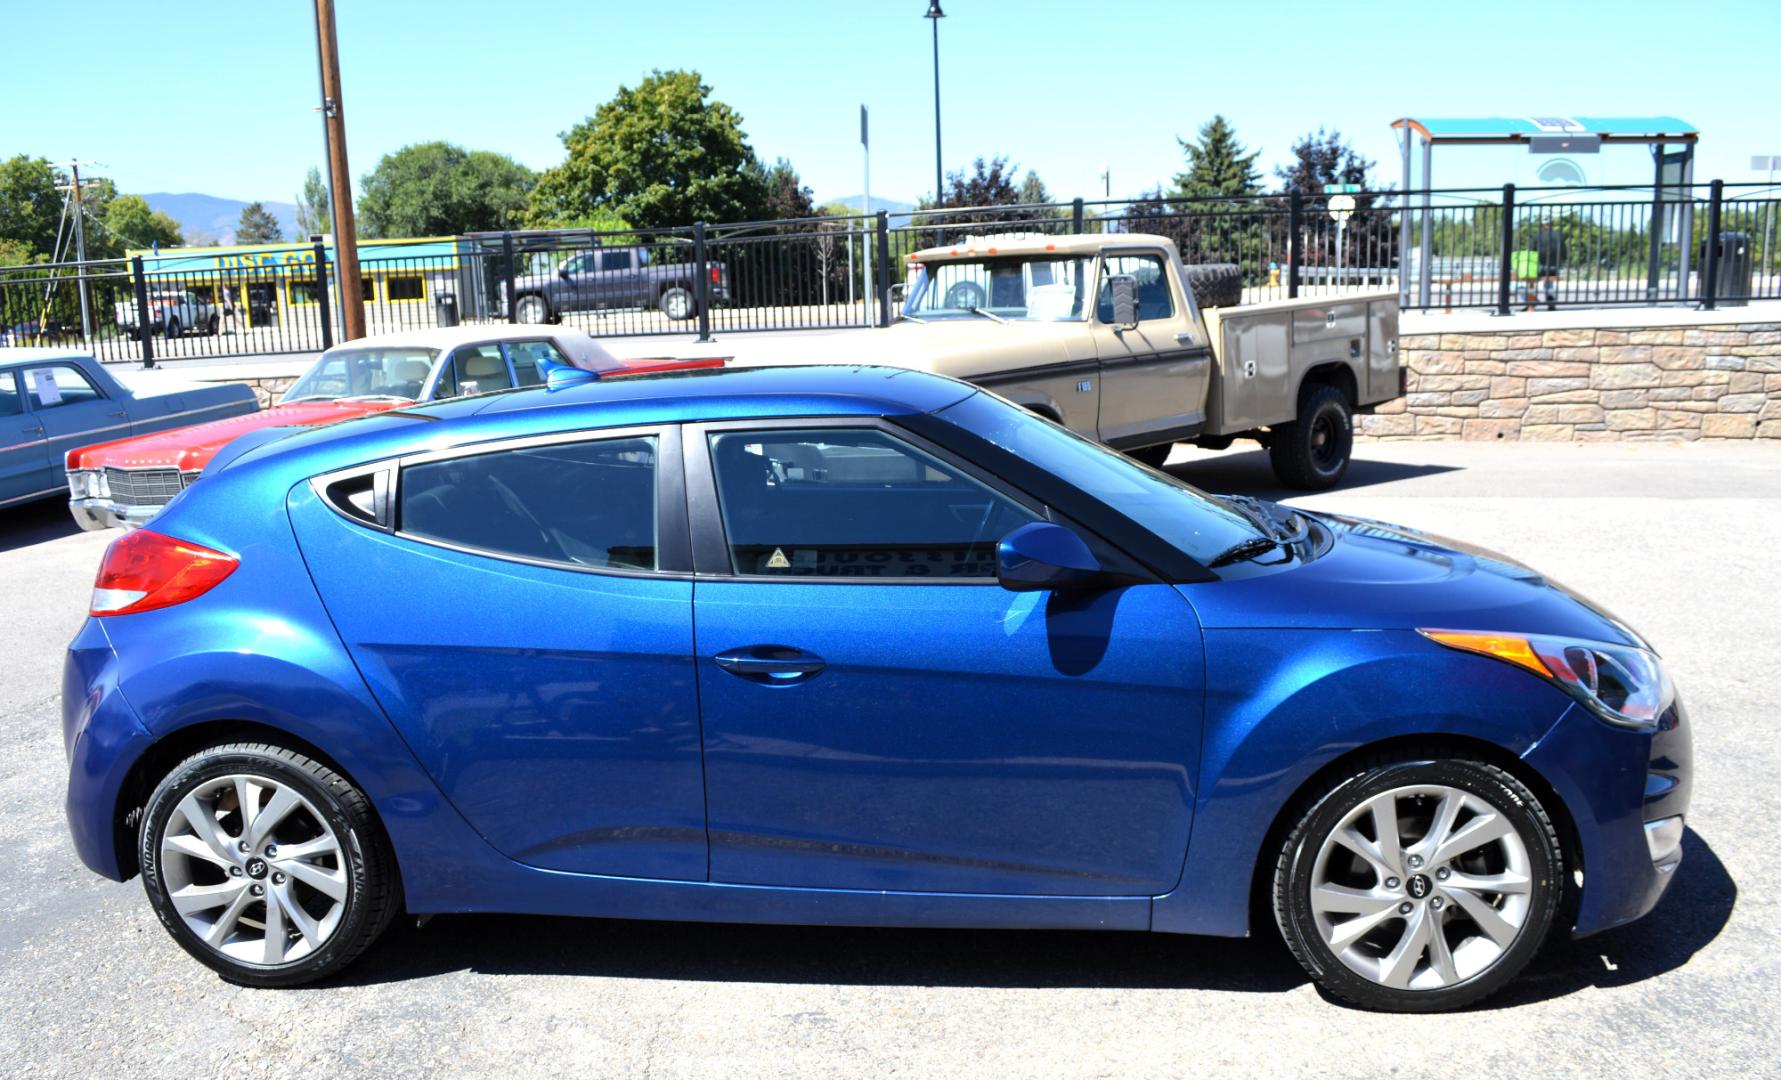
247,786 -> 302,849
1311,883 -> 1399,916
275,884 -> 324,947
1425,910 -> 1460,985
1371,796 -> 1405,876
1433,811 -> 1513,865
175,792 -> 238,864
1326,905 -> 1401,952
1445,869 -> 1531,896
261,888 -> 288,965
203,886 -> 256,946
170,879 -> 247,916
164,832 -> 235,870
1330,826 -> 1394,882
1443,884 -> 1522,946
234,777 -> 262,838
280,858 -> 348,902
271,835 -> 337,863
1377,905 -> 1432,989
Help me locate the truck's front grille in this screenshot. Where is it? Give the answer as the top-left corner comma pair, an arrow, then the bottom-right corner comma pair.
103,467 -> 187,507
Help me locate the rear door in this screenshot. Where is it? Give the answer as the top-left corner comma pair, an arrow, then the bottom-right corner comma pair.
289,425 -> 708,880
0,369 -> 54,507
1089,250 -> 1211,449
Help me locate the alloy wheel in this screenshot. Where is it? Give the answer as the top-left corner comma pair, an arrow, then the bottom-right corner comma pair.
158,773 -> 349,966
1308,783 -> 1533,991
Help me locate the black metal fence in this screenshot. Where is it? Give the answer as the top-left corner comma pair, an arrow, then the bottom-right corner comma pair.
3,182 -> 1777,366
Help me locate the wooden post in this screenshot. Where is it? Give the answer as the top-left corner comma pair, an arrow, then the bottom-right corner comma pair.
314,0 -> 366,342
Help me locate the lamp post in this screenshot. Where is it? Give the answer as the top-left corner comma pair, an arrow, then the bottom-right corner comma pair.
925,1 -> 945,207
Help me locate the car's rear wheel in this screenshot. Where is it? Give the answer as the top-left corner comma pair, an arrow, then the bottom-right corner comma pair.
1268,383 -> 1353,490
166,317 -> 182,339
139,742 -> 399,987
207,313 -> 220,335
515,294 -> 551,324
659,286 -> 694,321
1273,754 -> 1563,1012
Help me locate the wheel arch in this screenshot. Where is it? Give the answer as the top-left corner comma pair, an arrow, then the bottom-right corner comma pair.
1241,732 -> 1583,942
110,718 -> 402,888
1297,360 -> 1359,408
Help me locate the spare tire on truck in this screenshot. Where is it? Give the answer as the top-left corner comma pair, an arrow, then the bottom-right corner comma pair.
1185,263 -> 1242,309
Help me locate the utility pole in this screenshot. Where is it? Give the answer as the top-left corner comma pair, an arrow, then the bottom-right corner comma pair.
52,160 -> 101,342
862,104 -> 873,318
313,0 -> 365,341
925,2 -> 945,208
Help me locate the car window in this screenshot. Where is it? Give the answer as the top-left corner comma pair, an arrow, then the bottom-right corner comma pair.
284,347 -> 437,402
447,344 -> 514,397
600,250 -> 633,272
1096,254 -> 1175,323
561,254 -> 593,275
400,436 -> 658,571
24,364 -> 102,409
507,340 -> 569,387
0,371 -> 22,417
708,428 -> 1039,579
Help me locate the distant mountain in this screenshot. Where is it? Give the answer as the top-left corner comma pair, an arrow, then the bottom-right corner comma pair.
821,194 -> 917,216
141,193 -> 301,247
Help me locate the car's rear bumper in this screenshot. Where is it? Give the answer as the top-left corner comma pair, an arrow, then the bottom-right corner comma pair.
70,497 -> 161,532
64,618 -> 153,882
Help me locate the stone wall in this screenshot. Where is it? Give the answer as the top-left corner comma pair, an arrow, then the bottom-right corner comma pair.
1360,322 -> 1781,441
235,376 -> 298,408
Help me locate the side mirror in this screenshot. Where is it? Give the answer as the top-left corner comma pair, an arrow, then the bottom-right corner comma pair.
558,266 -> 571,278
996,522 -> 1105,592
1108,274 -> 1140,329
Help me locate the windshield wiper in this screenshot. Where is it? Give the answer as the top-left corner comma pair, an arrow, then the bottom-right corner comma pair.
1207,536 -> 1280,568
376,409 -> 441,422
1215,493 -> 1279,538
966,306 -> 1007,324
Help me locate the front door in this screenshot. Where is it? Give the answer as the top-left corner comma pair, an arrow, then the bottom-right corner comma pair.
687,421 -> 1204,897
289,426 -> 708,880
0,370 -> 53,507
1089,251 -> 1211,448
22,362 -> 132,468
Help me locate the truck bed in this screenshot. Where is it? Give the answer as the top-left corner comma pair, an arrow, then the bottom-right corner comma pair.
1201,291 -> 1399,436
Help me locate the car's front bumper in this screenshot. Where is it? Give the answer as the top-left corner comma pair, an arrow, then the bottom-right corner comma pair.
69,497 -> 161,532
1522,696 -> 1693,936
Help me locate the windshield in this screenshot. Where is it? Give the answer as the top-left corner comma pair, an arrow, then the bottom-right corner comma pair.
282,346 -> 439,403
934,391 -> 1267,565
903,255 -> 1090,322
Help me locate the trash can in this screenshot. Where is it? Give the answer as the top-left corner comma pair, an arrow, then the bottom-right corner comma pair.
1701,231 -> 1751,306
435,291 -> 459,327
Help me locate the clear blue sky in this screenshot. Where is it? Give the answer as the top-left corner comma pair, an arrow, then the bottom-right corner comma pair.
5,0 -> 1778,210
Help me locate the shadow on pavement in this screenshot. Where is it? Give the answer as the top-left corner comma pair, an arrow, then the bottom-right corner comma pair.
0,499 -> 82,554
1164,448 -> 1460,500
343,913 -> 1309,995
343,828 -> 1731,1006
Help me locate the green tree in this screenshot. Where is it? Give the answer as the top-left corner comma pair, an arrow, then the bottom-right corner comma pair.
528,69 -> 772,229
763,158 -> 816,221
1018,170 -> 1051,205
295,166 -> 331,238
358,142 -> 536,238
1274,126 -> 1374,194
1173,115 -> 1262,200
236,202 -> 284,244
101,195 -> 184,251
0,155 -> 65,259
1274,128 -> 1391,271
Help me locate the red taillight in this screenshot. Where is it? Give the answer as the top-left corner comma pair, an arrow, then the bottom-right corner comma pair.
90,530 -> 238,617
709,265 -> 722,284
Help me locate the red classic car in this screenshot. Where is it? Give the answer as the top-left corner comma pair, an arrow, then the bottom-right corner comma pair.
65,326 -> 709,530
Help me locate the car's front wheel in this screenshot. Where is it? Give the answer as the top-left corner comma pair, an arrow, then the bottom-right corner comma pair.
658,286 -> 694,321
514,294 -> 551,324
1272,753 -> 1563,1012
165,317 -> 182,339
139,742 -> 399,987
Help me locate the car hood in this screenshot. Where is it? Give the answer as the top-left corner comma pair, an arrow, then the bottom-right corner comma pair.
1179,509 -> 1645,648
68,400 -> 408,472
717,319 -> 1090,376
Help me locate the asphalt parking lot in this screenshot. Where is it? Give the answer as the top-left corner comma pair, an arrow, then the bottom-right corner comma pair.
2,440 -> 1777,1078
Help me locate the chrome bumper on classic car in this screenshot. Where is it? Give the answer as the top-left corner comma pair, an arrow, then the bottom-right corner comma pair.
67,466 -> 200,531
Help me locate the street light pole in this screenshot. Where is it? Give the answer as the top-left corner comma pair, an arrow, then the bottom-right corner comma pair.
926,1 -> 945,207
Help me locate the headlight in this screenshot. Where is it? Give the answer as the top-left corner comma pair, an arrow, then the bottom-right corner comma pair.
1420,629 -> 1674,730
68,470 -> 108,499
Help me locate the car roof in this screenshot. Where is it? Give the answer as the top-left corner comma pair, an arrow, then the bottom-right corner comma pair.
320,324 -> 619,366
223,365 -> 980,475
0,347 -> 94,368
908,231 -> 1179,262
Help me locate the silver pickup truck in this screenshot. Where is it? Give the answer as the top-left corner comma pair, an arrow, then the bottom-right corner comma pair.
733,233 -> 1401,489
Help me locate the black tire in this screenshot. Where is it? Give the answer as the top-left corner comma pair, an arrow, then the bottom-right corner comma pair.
1126,443 -> 1173,469
658,286 -> 695,321
139,741 -> 400,987
1269,383 -> 1353,490
1272,753 -> 1564,1012
1185,263 -> 1243,309
207,313 -> 220,335
165,317 -> 182,339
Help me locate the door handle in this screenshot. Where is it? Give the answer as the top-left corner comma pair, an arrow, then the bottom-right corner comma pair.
713,645 -> 826,683
1174,331 -> 1196,345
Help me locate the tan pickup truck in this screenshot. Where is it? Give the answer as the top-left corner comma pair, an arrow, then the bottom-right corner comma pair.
734,233 -> 1401,489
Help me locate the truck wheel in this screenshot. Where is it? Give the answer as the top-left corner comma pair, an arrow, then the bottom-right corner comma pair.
166,317 -> 182,340
207,314 -> 220,335
1185,263 -> 1243,309
659,287 -> 694,321
1127,444 -> 1173,469
1269,383 -> 1353,490
515,295 -> 551,324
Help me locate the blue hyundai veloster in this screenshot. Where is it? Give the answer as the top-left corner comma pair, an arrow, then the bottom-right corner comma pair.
63,365 -> 1690,1011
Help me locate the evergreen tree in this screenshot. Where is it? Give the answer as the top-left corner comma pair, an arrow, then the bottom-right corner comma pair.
236,202 -> 285,244
1172,116 -> 1261,200
295,167 -> 331,238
